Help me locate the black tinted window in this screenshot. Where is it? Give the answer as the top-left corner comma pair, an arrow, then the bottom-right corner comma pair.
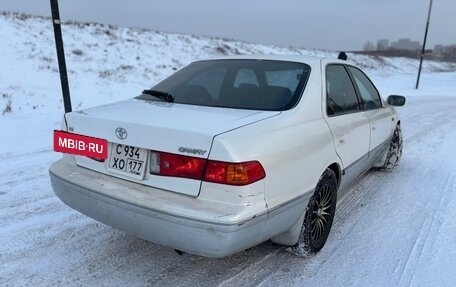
233,69 -> 259,87
265,69 -> 302,93
326,65 -> 360,116
142,60 -> 310,111
347,66 -> 382,109
187,67 -> 226,100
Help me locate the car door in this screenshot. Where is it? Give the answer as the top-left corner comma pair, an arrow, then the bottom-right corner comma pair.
323,63 -> 371,190
346,66 -> 394,158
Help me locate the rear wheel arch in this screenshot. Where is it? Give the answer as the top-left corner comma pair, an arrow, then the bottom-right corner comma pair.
270,163 -> 340,247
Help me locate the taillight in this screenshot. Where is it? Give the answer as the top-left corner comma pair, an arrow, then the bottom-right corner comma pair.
149,151 -> 265,185
204,160 -> 266,186
149,151 -> 206,180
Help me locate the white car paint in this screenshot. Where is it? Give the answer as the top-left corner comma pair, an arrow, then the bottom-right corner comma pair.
66,100 -> 280,196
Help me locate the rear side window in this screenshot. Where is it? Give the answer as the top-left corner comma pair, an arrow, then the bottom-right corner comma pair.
142,60 -> 311,111
347,66 -> 382,109
326,65 -> 360,116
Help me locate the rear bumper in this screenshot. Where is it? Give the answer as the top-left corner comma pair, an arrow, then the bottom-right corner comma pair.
49,159 -> 270,257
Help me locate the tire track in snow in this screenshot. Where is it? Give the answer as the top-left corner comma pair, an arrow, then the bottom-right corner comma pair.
398,173 -> 455,287
147,243 -> 282,287
334,171 -> 379,227
394,136 -> 456,287
0,147 -> 52,160
390,99 -> 456,286
0,150 -> 60,235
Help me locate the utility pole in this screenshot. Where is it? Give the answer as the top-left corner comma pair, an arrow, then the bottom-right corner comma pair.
50,0 -> 72,112
416,0 -> 433,89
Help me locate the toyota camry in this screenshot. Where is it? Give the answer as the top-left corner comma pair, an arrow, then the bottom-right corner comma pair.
49,55 -> 405,257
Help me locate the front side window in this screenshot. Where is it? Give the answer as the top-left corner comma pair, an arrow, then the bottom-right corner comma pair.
326,65 -> 360,116
140,60 -> 311,111
347,66 -> 382,109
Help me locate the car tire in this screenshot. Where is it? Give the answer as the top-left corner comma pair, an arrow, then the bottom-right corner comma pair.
377,124 -> 403,172
289,169 -> 337,256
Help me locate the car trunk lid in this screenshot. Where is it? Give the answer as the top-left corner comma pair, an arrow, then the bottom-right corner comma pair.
64,98 -> 279,196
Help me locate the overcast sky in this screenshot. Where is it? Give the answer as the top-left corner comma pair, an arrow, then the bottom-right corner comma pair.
1,0 -> 455,51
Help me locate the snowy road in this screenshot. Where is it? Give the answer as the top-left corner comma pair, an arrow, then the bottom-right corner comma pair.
1,95 -> 455,287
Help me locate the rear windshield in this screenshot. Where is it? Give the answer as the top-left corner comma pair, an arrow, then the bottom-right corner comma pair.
139,59 -> 311,111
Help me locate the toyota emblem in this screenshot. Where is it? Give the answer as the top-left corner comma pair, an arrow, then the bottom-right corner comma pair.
115,127 -> 127,140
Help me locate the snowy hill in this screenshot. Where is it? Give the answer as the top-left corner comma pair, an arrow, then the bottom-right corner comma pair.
1,12 -> 456,287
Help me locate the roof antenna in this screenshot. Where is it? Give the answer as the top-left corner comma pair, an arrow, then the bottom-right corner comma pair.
338,51 -> 347,61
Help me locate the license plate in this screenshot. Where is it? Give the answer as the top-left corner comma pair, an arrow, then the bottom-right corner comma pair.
107,143 -> 147,179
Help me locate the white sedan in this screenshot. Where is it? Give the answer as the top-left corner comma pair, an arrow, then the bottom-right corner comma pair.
49,55 -> 405,257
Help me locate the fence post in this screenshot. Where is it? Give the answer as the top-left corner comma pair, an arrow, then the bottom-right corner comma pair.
50,0 -> 72,112
416,0 -> 433,89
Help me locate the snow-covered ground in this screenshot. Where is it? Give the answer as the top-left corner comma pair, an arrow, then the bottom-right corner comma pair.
1,12 -> 456,286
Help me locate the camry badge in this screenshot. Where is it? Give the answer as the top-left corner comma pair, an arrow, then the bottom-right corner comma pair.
178,147 -> 207,156
115,127 -> 127,140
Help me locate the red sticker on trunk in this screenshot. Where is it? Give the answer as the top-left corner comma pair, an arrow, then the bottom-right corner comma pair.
53,130 -> 108,159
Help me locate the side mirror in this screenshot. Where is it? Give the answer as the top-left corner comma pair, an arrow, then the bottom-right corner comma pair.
387,95 -> 406,106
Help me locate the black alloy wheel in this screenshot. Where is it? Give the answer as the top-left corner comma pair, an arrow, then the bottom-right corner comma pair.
290,169 -> 337,255
310,184 -> 333,245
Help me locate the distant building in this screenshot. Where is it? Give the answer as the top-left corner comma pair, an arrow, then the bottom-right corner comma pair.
390,38 -> 421,51
433,45 -> 444,53
447,45 -> 456,58
363,41 -> 376,51
377,39 -> 389,50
